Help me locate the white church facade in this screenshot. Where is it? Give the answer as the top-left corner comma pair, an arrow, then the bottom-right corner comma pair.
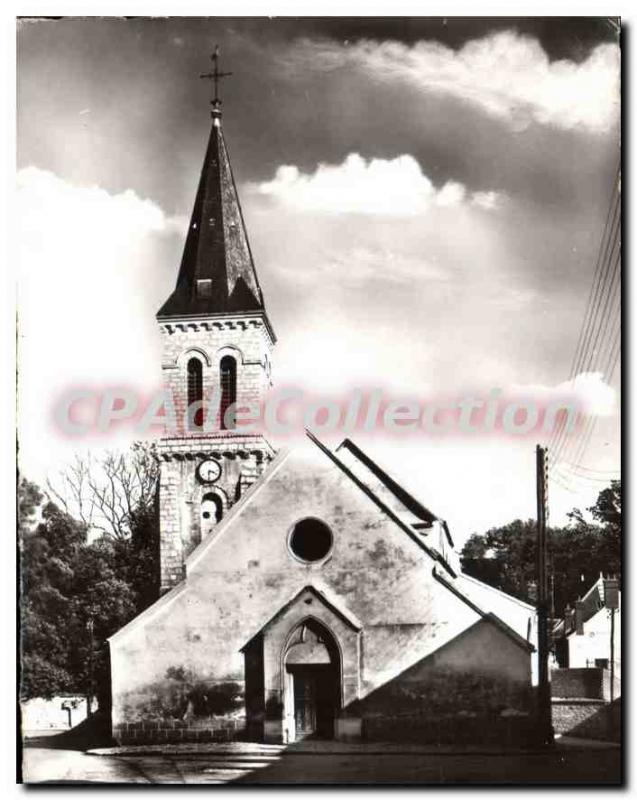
109,83 -> 539,746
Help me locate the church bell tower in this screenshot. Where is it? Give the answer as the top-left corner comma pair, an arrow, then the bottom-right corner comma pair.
156,51 -> 276,592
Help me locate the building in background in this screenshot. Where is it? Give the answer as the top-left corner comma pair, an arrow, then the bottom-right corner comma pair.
21,696 -> 94,734
552,575 -> 621,700
550,575 -> 620,741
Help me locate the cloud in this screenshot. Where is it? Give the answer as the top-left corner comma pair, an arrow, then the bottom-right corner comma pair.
282,245 -> 450,287
249,153 -> 503,216
17,167 -> 183,481
280,31 -> 620,133
17,166 -> 183,242
472,191 -> 503,210
566,372 -> 617,417
513,371 -> 617,418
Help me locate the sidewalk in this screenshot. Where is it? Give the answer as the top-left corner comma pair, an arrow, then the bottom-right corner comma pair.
24,737 -> 621,783
89,736 -> 621,758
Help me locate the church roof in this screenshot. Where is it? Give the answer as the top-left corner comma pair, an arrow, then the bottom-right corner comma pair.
157,109 -> 266,319
239,584 -> 363,653
432,567 -> 535,652
307,430 -> 458,578
336,438 -> 438,527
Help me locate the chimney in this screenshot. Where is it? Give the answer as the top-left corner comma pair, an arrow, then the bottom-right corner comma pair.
574,599 -> 584,635
564,604 -> 574,635
604,577 -> 620,610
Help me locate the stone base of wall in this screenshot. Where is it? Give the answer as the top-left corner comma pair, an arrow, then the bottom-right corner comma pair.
113,717 -> 246,745
552,699 -> 620,742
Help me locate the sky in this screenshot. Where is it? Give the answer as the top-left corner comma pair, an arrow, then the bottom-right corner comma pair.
16,17 -> 621,545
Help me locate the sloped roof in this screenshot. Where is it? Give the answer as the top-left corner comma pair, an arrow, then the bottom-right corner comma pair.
240,583 -> 363,652
432,567 -> 534,652
457,573 -> 535,643
558,575 -> 620,639
307,431 -> 457,578
336,439 -> 437,524
157,116 -> 267,319
577,575 -> 606,623
314,432 -> 534,650
335,439 -> 455,549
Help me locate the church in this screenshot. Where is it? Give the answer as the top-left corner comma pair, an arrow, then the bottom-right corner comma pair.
109,68 -> 539,746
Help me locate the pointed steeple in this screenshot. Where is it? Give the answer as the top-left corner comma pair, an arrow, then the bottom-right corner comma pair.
157,66 -> 266,319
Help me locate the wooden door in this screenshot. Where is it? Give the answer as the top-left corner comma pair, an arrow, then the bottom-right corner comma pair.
291,666 -> 337,740
293,670 -> 317,738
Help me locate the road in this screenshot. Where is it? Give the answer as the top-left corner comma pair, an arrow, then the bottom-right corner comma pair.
21,740 -> 621,784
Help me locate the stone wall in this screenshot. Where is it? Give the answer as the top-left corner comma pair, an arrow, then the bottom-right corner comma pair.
352,618 -> 534,746
113,717 -> 245,745
551,667 -> 605,699
110,615 -> 534,746
158,315 -> 273,434
157,436 -> 273,591
155,313 -> 275,591
551,667 -> 620,701
21,696 -> 94,732
552,699 -> 621,742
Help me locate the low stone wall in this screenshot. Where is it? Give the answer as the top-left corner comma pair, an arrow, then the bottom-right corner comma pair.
21,696 -> 94,732
113,717 -> 246,745
552,699 -> 620,742
551,668 -> 609,700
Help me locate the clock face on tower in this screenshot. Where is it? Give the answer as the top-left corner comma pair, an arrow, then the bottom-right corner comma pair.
197,458 -> 222,485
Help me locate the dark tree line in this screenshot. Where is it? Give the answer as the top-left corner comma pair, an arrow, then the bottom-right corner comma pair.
460,480 -> 621,616
19,443 -> 160,705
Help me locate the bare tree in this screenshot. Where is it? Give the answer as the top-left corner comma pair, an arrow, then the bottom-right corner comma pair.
48,442 -> 158,540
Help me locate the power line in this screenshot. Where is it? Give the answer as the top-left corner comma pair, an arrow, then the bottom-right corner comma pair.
566,165 -> 620,382
551,191 -> 620,465
579,234 -> 621,376
564,313 -> 621,471
548,166 -> 621,481
560,460 -> 620,477
548,166 -> 620,462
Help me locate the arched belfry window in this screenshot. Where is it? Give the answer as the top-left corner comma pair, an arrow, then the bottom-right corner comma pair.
201,492 -> 223,527
219,355 -> 237,430
187,357 -> 203,429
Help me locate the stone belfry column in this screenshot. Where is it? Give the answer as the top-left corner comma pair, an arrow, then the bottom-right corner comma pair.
155,50 -> 276,592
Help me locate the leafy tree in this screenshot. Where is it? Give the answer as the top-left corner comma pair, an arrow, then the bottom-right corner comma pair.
461,519 -> 537,603
460,481 -> 621,616
573,479 -> 621,579
19,443 -> 161,704
20,498 -> 86,698
18,477 -> 43,529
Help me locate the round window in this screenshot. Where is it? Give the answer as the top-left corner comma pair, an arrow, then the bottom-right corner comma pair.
288,518 -> 333,563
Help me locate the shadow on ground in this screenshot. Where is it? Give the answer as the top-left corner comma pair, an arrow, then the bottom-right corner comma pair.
22,722 -> 622,785
23,711 -> 115,751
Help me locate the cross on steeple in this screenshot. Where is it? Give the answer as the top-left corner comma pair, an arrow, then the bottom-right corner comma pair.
159,47 -> 268,321
200,46 -> 232,114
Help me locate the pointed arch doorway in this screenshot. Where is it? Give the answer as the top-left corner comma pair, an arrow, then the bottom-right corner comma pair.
283,619 -> 340,741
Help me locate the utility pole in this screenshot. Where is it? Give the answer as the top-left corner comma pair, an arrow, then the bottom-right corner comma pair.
610,606 -> 615,702
536,445 -> 554,747
86,616 -> 95,717
604,576 -> 619,702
